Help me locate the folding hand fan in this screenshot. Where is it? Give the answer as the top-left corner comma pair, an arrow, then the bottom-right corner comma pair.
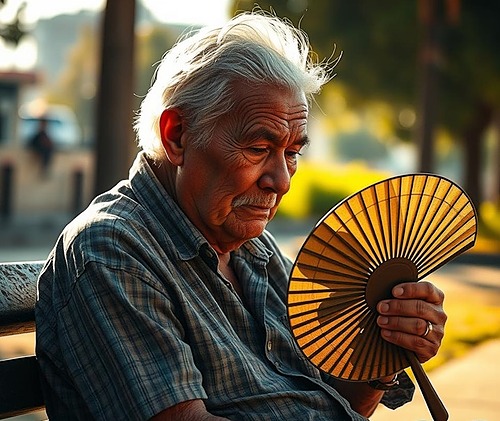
287,174 -> 477,421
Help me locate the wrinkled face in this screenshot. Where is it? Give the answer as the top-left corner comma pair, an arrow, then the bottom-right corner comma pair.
176,83 -> 309,253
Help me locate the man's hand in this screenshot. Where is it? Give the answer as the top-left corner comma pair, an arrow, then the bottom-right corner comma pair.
151,399 -> 229,421
376,281 -> 447,363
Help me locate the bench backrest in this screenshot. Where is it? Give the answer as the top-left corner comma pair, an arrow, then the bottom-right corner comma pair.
0,261 -> 45,419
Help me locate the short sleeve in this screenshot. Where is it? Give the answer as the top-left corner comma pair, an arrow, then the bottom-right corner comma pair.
55,261 -> 207,419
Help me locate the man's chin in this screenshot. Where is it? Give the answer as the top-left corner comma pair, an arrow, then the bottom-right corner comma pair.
234,220 -> 269,242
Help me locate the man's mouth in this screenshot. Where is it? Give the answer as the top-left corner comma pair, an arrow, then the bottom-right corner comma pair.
233,195 -> 277,209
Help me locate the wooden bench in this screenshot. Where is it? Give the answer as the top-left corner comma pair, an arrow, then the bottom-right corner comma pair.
0,261 -> 45,419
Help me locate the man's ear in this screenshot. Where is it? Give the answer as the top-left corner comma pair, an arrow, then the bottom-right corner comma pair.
159,108 -> 184,166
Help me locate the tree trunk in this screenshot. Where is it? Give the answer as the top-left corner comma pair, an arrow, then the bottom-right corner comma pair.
416,0 -> 442,173
94,0 -> 136,196
463,102 -> 493,214
495,112 -> 500,205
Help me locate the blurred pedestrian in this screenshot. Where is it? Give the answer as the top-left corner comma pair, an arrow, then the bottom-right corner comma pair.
28,117 -> 54,175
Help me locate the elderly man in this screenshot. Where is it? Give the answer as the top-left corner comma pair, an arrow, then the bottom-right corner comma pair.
35,11 -> 446,420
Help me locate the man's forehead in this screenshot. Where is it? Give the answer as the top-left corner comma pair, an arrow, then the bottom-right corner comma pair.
233,82 -> 307,106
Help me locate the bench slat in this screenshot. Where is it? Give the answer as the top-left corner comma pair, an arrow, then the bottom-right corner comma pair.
0,261 -> 46,417
0,356 -> 45,419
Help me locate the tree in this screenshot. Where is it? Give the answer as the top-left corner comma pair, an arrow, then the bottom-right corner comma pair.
232,0 -> 500,212
439,1 -> 500,208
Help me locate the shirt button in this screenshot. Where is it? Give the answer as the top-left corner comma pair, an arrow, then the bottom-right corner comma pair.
267,341 -> 272,351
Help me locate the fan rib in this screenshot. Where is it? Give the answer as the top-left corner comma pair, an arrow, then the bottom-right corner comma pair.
342,200 -> 382,268
401,175 -> 425,260
359,188 -> 387,264
385,181 -> 395,260
395,177 -> 407,258
406,175 -> 443,261
288,286 -> 361,296
314,306 -> 373,375
296,300 -> 367,354
299,243 -> 370,278
414,200 -> 475,274
293,262 -> 367,284
319,214 -> 377,271
376,185 -> 393,261
411,179 -> 457,266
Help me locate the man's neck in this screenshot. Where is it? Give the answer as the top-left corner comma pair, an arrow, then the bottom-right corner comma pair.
149,156 -> 178,201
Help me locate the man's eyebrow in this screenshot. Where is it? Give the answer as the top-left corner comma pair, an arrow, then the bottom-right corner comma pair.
247,127 -> 281,143
298,135 -> 310,148
247,128 -> 310,147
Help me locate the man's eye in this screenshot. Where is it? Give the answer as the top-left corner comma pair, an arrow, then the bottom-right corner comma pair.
249,147 -> 269,155
286,150 -> 303,159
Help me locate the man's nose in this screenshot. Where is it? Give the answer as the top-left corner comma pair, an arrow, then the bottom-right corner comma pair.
258,154 -> 292,194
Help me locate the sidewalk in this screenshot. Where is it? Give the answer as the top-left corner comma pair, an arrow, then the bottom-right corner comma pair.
370,262 -> 500,421
371,339 -> 500,421
0,213 -> 71,263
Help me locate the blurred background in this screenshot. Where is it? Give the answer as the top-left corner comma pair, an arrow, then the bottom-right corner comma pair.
0,1 -> 499,420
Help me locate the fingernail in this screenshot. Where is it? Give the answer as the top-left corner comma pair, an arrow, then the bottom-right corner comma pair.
381,329 -> 392,338
393,286 -> 404,297
379,302 -> 389,313
378,316 -> 389,325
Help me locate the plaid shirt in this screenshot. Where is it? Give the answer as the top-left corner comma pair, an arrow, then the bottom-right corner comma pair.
36,152 -> 413,420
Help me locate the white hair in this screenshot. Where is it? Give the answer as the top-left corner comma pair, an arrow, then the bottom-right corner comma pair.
134,11 -> 333,161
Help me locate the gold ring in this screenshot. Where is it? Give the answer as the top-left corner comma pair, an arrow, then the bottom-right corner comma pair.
422,320 -> 433,338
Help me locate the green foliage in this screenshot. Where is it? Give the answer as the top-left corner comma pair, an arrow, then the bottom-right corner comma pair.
309,184 -> 347,217
439,1 -> 500,133
233,1 -> 500,130
277,160 -> 391,218
233,0 -> 418,106
477,202 -> 500,252
0,1 -> 27,46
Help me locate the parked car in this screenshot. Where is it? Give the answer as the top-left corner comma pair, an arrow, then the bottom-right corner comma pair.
19,104 -> 82,149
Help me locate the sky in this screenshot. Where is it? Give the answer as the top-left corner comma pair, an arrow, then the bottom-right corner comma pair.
0,0 -> 232,25
0,0 -> 232,69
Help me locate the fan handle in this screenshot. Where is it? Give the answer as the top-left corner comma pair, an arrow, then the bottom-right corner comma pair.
408,352 -> 449,421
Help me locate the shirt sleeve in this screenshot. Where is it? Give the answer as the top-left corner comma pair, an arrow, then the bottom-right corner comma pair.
55,261 -> 207,419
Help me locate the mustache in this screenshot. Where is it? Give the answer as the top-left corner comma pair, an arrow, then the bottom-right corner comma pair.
233,194 -> 277,208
